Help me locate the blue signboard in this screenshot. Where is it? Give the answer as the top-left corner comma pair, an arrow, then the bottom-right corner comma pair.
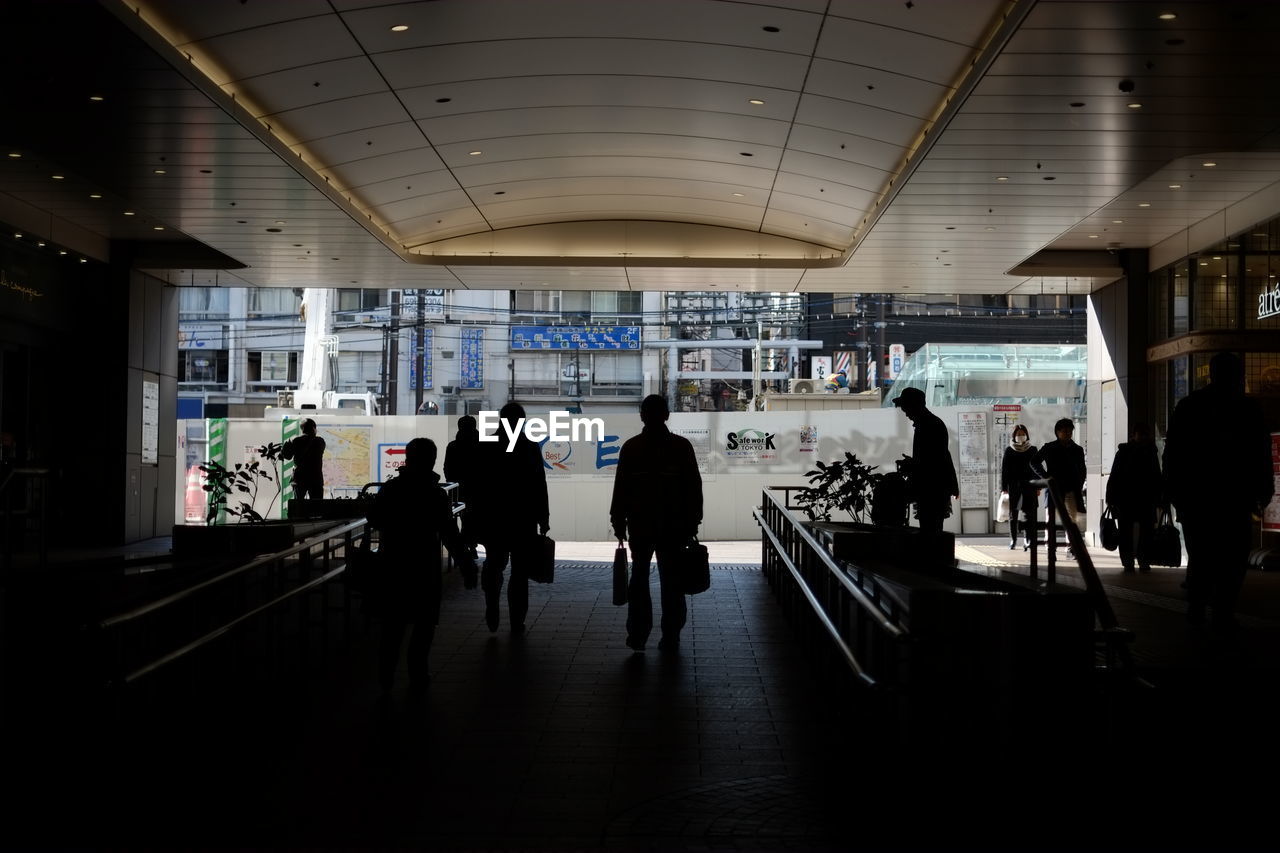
408,328 -> 433,390
511,325 -> 641,351
460,328 -> 484,390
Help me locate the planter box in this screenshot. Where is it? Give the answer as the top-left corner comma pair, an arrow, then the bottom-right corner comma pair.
810,520 -> 955,571
287,498 -> 373,520
171,520 -> 334,560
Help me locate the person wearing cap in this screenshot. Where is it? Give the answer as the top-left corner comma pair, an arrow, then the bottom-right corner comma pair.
282,417 -> 326,499
892,387 -> 959,533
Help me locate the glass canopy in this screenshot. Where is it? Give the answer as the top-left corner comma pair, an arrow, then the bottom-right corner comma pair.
883,343 -> 1086,417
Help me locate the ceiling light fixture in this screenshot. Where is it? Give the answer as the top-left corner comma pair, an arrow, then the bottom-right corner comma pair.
468,150 -> 482,156
390,24 -> 409,32
1138,202 -> 1151,207
1202,161 -> 1217,167
7,152 -> 21,158
51,174 -> 64,180
1127,103 -> 1142,109
494,191 -> 505,195
1200,261 -> 1208,266
1112,219 -> 1124,224
995,176 -> 1009,182
89,193 -> 101,199
123,211 -> 135,216
762,25 -> 780,32
748,99 -> 765,105
732,192 -> 744,197
739,152 -> 753,157
1158,12 -> 1177,20
153,226 -> 164,231
1088,234 -> 1099,238
153,169 -> 166,174
1169,183 -> 1181,188
1213,256 -> 1222,260
89,95 -> 104,102
1069,102 -> 1085,108
58,250 -> 67,255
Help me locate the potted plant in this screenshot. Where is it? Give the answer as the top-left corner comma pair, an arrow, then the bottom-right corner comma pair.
173,442 -> 328,558
795,452 -> 953,570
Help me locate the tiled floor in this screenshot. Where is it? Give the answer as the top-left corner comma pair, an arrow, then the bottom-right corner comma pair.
9,539 -> 1280,849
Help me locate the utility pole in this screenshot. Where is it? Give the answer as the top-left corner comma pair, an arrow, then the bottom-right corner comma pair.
387,290 -> 401,415
415,289 -> 425,414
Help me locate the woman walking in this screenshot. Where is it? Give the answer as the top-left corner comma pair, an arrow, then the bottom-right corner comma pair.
1000,425 -> 1039,550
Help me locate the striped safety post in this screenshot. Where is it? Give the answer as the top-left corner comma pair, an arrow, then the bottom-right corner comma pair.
206,417 -> 228,525
280,417 -> 299,517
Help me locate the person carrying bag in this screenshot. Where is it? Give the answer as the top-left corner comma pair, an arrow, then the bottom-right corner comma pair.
610,395 -> 704,654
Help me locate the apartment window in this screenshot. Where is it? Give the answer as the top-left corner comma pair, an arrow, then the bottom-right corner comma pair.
247,288 -> 301,318
591,352 -> 642,395
178,287 -> 229,320
591,291 -> 642,317
511,353 -> 561,395
336,352 -> 381,390
248,351 -> 297,384
337,288 -> 382,314
179,350 -> 229,386
561,290 -> 591,322
513,290 -> 561,321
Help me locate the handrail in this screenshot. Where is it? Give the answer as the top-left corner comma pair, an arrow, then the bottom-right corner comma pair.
758,490 -> 906,640
98,518 -> 366,630
0,465 -> 51,499
120,563 -> 347,684
755,509 -> 877,688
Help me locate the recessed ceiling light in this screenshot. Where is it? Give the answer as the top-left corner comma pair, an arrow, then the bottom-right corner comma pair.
1127,103 -> 1142,109
1168,183 -> 1181,188
153,226 -> 165,231
58,250 -> 67,255
1202,161 -> 1217,167
123,211 -> 135,216
12,232 -> 21,238
51,175 -> 64,180
274,220 -> 286,225
739,152 -> 753,157
7,152 -> 21,158
762,25 -> 780,33
1138,202 -> 1151,207
945,226 -> 956,230
153,169 -> 166,175
79,258 -> 87,263
1253,232 -> 1268,237
1088,234 -> 1099,239
36,242 -> 44,247
390,24 -> 409,32
494,191 -> 505,195
995,176 -> 1009,182
200,169 -> 212,174
266,227 -> 282,232
89,95 -> 104,102
1212,256 -> 1222,260
1200,261 -> 1209,266
1158,12 -> 1177,20
1112,219 -> 1124,224
435,97 -> 451,103
1069,102 -> 1085,108
748,98 -> 765,105
732,192 -> 744,197
89,193 -> 102,199
984,226 -> 995,231
468,150 -> 482,156
1043,176 -> 1056,180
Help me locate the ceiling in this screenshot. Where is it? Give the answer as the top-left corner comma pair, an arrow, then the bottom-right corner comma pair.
4,0 -> 1280,295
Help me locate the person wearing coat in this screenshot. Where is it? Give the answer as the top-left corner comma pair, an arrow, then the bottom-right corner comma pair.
1034,418 -> 1087,554
892,387 -> 960,533
368,437 -> 475,694
1000,424 -> 1039,550
1163,352 -> 1274,632
610,395 -> 703,653
1105,423 -> 1163,573
444,415 -> 482,560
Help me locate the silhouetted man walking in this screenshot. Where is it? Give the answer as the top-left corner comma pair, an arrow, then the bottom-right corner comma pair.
611,395 -> 703,652
283,418 -> 325,499
474,402 -> 549,633
369,437 -> 474,694
892,387 -> 959,533
444,415 -> 482,559
1163,352 -> 1273,633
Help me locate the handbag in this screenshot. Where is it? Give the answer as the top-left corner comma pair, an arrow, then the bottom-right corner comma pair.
1148,510 -> 1183,567
612,545 -> 629,606
514,533 -> 556,583
678,537 -> 711,595
1100,506 -> 1120,551
995,492 -> 1011,523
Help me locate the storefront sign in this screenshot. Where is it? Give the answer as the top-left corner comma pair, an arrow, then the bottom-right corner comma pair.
1265,432 -> 1280,532
1259,283 -> 1280,320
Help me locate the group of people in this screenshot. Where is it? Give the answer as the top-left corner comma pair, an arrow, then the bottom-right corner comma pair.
367,395 -> 703,694
998,417 -> 1087,554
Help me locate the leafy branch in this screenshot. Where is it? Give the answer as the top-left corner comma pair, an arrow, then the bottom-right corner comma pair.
200,442 -> 284,524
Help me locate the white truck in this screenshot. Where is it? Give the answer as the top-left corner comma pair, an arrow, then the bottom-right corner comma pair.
262,287 -> 381,418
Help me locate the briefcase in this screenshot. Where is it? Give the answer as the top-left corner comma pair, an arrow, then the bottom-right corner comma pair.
514,533 -> 556,583
678,538 -> 710,595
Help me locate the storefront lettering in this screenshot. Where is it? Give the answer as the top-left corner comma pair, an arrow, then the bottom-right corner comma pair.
1259,282 -> 1280,320
0,269 -> 43,301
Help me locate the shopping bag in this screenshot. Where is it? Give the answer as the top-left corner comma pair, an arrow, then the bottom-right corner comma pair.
514,534 -> 556,583
678,538 -> 711,595
1100,506 -> 1120,551
612,545 -> 629,606
995,492 -> 1010,523
1148,510 -> 1182,567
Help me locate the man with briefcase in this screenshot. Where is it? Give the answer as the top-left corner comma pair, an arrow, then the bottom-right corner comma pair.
610,395 -> 704,653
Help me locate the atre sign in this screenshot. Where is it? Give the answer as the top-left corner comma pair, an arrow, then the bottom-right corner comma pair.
1260,282 -> 1280,320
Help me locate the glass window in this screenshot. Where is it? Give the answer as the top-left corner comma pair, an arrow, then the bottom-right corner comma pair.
248,351 -> 295,383
1192,248 -> 1236,330
248,288 -> 301,318
591,353 -> 642,395
1171,260 -> 1190,335
336,352 -> 381,390
511,353 -> 561,395
513,290 -> 560,317
337,288 -> 381,313
178,287 -> 229,319
179,350 -> 228,386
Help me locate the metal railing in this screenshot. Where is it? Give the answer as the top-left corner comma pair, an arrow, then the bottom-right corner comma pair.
754,487 -> 909,693
1,466 -> 51,572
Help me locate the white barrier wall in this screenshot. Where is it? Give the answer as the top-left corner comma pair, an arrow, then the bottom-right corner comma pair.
177,405 -> 1075,541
